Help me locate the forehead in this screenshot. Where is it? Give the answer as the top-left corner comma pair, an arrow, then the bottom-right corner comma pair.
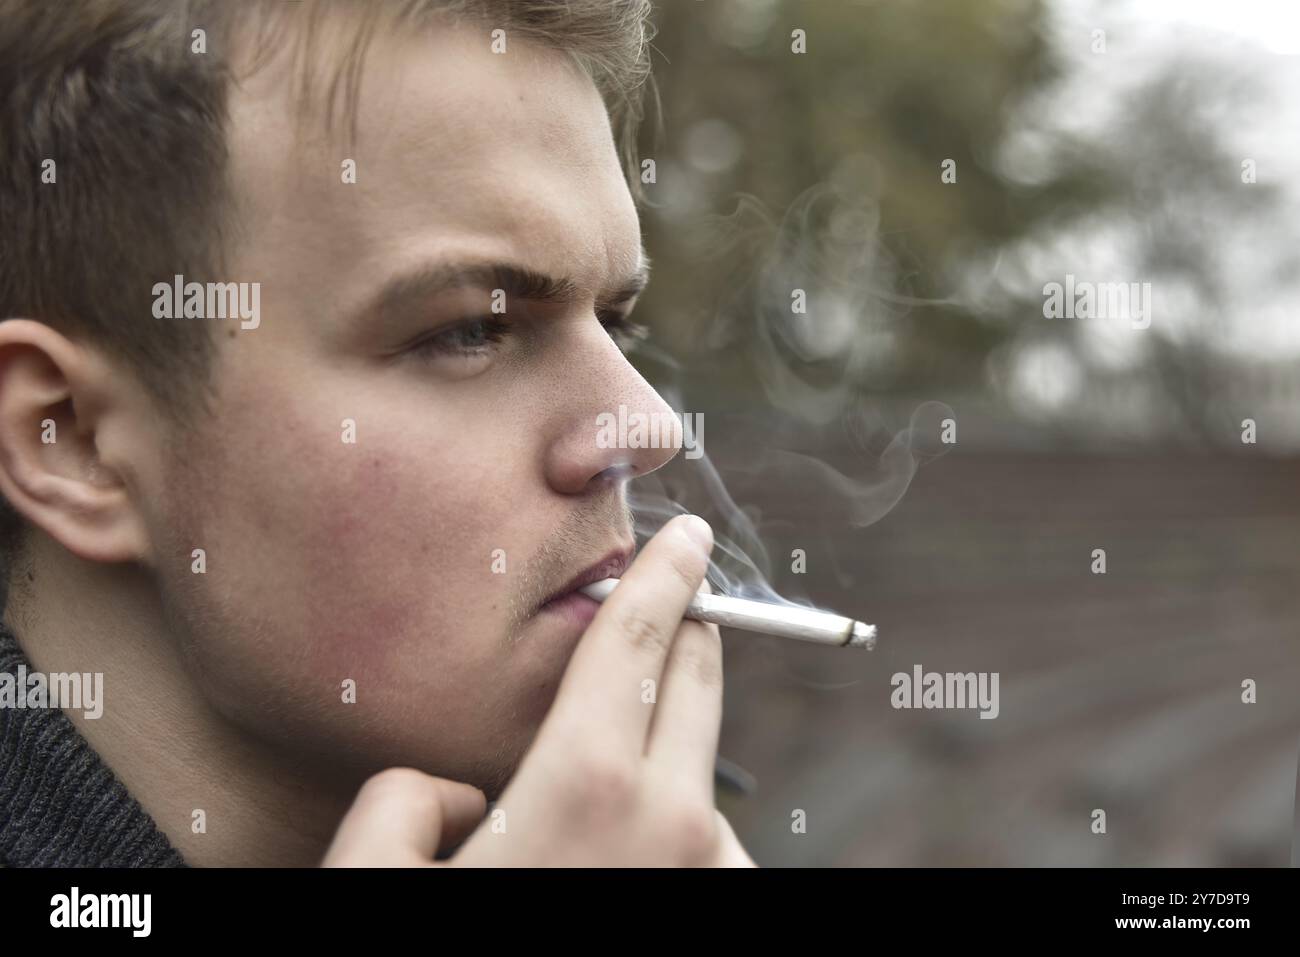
222,18 -> 642,314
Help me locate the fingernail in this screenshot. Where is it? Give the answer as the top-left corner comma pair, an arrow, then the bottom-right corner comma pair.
680,514 -> 713,554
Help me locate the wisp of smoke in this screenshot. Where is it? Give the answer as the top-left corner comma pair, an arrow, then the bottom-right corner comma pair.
629,178 -> 952,622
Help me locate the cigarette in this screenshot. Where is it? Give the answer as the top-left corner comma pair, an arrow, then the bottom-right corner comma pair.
578,578 -> 877,649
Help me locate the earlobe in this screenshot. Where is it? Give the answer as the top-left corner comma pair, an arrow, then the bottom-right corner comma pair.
0,319 -> 151,565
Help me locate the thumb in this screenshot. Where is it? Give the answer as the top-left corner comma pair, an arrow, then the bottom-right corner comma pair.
322,767 -> 487,867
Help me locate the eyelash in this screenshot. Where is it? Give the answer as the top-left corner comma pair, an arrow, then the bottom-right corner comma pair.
410,316 -> 511,358
599,311 -> 651,352
410,312 -> 649,359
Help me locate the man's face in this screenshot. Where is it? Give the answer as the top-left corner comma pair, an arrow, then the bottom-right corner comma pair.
145,23 -> 678,797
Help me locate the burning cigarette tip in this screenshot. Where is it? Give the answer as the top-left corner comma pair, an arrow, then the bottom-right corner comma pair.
850,621 -> 877,650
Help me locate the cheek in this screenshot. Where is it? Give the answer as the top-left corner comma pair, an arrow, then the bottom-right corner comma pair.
248,421 -> 520,685
162,367 -> 545,721
300,454 -> 439,662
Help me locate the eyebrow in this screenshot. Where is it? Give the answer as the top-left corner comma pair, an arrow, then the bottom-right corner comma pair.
365,245 -> 652,331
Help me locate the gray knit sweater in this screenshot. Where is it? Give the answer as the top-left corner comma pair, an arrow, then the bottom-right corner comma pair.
0,623 -> 186,867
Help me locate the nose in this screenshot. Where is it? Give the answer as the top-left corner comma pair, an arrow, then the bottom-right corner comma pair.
543,326 -> 682,496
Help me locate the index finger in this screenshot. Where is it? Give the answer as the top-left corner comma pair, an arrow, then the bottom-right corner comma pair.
544,513 -> 713,760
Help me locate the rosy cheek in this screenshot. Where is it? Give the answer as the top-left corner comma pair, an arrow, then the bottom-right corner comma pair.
297,455 -> 418,662
246,408 -> 504,685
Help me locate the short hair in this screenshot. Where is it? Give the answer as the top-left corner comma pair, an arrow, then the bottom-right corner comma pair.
0,0 -> 657,576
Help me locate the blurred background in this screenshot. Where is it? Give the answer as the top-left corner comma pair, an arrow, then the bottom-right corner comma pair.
627,0 -> 1300,865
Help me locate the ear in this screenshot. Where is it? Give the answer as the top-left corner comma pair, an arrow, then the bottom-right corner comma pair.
0,319 -> 153,564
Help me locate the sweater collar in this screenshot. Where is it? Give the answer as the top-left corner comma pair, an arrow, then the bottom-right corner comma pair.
0,623 -> 187,867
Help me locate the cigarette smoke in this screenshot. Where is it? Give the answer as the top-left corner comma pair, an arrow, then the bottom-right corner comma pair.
630,400 -> 950,610
632,179 -> 953,622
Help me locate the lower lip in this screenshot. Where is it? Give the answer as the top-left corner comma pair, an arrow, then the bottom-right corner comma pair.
537,590 -> 601,630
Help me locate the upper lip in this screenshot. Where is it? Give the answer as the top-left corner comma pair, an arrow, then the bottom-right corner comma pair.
537,547 -> 634,610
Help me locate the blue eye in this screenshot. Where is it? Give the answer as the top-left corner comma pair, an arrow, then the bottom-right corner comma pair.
412,317 -> 511,358
407,311 -> 648,363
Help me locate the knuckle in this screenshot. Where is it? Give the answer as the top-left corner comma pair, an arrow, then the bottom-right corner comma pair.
661,801 -> 719,863
675,625 -> 723,690
569,754 -> 638,811
618,609 -> 673,657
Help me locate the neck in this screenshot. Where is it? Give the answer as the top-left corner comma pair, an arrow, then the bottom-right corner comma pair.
5,532 -> 358,867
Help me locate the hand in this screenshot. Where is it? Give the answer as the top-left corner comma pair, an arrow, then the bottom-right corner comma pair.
321,514 -> 755,867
